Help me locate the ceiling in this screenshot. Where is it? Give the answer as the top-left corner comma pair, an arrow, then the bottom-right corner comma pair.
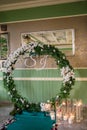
0,0 -> 32,5
0,0 -> 85,11
0,0 -> 83,5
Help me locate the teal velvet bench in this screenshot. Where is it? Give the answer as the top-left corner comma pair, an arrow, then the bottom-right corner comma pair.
7,111 -> 55,130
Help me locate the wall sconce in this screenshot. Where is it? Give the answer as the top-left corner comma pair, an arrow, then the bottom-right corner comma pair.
1,24 -> 7,31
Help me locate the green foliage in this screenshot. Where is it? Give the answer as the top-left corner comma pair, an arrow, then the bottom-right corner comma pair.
3,43 -> 75,115
0,37 -> 7,44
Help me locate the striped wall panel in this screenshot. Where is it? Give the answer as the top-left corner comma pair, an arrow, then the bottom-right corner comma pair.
0,68 -> 87,104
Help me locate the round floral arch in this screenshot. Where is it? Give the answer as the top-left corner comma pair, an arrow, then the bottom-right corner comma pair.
3,42 -> 75,115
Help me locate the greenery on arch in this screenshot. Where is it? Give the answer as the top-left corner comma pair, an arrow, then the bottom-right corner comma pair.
3,42 -> 75,115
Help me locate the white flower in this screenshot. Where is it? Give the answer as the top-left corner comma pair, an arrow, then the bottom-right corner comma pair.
6,67 -> 12,73
61,66 -> 75,84
19,47 -> 24,53
14,51 -> 20,58
26,104 -> 29,107
58,60 -> 60,63
22,45 -> 29,51
47,100 -> 50,103
12,88 -> 15,91
40,102 -> 51,111
6,79 -> 10,83
2,68 -> 7,73
40,103 -> 45,111
12,53 -> 17,60
17,108 -> 20,111
70,70 -> 75,78
56,95 -> 59,99
8,92 -> 10,95
6,84 -> 9,87
48,44 -> 50,48
20,98 -> 24,104
63,74 -> 70,83
70,81 -> 72,84
32,42 -> 37,47
61,67 -> 65,76
16,99 -> 18,101
32,49 -> 35,53
17,48 -> 21,52
3,61 -> 7,68
29,48 -> 32,52
10,95 -> 12,98
63,90 -> 66,93
38,44 -> 43,48
6,60 -> 12,67
64,71 -> 74,82
61,66 -> 71,77
63,56 -> 65,59
30,45 -> 35,50
53,49 -> 56,52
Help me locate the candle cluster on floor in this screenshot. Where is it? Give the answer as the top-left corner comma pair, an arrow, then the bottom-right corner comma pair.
42,99 -> 83,125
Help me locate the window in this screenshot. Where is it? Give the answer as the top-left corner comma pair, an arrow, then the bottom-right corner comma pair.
0,33 -> 9,60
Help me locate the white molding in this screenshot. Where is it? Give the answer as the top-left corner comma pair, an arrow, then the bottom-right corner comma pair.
13,77 -> 62,81
76,78 -> 87,81
0,67 -> 87,71
0,0 -> 84,11
15,68 -> 58,70
0,77 -> 87,81
15,67 -> 87,70
13,77 -> 87,81
0,14 -> 87,25
74,67 -> 87,69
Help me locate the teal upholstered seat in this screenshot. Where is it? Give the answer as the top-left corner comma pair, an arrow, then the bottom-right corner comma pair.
7,111 -> 55,130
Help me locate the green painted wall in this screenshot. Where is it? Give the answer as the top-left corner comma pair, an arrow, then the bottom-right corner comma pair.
13,69 -> 61,78
0,68 -> 87,104
70,81 -> 87,104
0,80 -> 9,100
15,80 -> 62,103
13,69 -> 87,78
0,1 -> 87,23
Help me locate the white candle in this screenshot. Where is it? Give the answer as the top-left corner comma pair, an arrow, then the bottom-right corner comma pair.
63,114 -> 68,121
50,111 -> 55,120
45,103 -> 51,111
76,100 -> 82,122
68,113 -> 75,124
68,117 -> 73,124
62,101 -> 66,115
56,111 -> 62,120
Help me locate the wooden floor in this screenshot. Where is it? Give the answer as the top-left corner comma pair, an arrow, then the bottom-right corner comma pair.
0,106 -> 13,125
57,120 -> 87,130
0,105 -> 87,130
